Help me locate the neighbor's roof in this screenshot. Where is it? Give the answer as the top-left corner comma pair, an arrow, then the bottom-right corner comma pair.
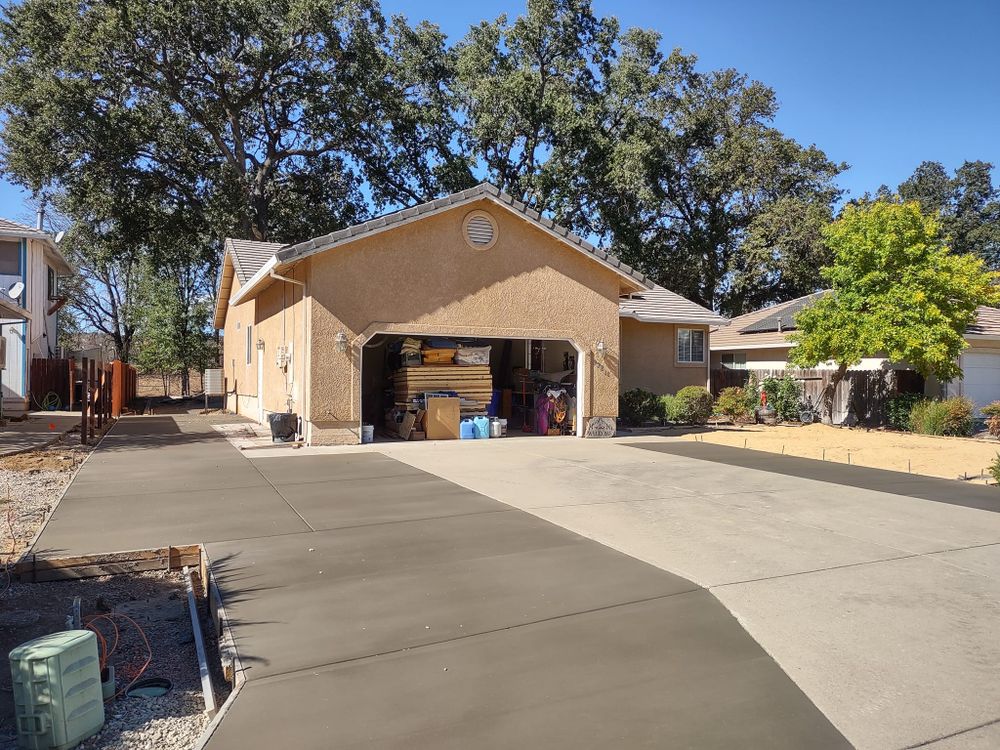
619,284 -> 727,326
967,306 -> 1000,338
710,291 -> 829,351
0,217 -> 73,275
270,182 -> 652,293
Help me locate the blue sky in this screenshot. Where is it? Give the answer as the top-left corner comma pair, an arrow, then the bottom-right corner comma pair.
2,0 -> 997,220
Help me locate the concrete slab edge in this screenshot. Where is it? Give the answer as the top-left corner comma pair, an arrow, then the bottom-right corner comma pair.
204,546 -> 247,690
190,681 -> 245,750
0,423 -> 77,459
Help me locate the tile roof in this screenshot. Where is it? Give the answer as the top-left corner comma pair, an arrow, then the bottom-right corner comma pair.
275,182 -> 653,290
710,292 -> 828,351
226,238 -> 286,285
619,284 -> 727,326
0,217 -> 38,235
968,306 -> 1000,337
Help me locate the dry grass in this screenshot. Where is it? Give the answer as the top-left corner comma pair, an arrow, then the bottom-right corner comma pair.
689,423 -> 999,481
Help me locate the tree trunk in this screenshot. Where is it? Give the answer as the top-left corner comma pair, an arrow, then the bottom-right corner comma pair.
821,363 -> 849,424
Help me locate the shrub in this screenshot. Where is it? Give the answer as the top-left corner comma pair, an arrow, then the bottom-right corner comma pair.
981,401 -> 1000,438
886,393 -> 924,431
660,394 -> 683,423
761,375 -> 803,422
619,388 -> 664,426
715,386 -> 755,423
990,454 -> 1000,485
909,397 -> 975,437
674,386 -> 714,424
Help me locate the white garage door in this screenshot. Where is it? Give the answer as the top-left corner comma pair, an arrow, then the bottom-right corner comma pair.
959,352 -> 1000,415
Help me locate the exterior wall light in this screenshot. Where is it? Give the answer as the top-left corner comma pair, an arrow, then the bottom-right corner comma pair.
256,338 -> 265,350
595,339 -> 606,362
334,331 -> 349,353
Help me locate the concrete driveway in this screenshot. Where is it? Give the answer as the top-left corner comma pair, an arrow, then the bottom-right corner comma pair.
336,435 -> 1000,750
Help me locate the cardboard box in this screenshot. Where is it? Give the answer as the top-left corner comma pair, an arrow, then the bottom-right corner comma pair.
424,396 -> 460,440
410,430 -> 425,441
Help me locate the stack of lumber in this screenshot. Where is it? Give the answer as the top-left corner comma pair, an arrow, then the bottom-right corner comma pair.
393,364 -> 492,414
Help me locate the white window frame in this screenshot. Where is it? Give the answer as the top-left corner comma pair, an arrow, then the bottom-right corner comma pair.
676,328 -> 706,365
720,352 -> 747,370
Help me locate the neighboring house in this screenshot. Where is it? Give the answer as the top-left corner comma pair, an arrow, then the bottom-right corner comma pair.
0,216 -> 73,413
213,183 -> 724,445
710,291 -> 1000,415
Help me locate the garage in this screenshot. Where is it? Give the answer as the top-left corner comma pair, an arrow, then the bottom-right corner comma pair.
362,334 -> 582,441
215,182 -> 723,446
954,350 -> 1000,415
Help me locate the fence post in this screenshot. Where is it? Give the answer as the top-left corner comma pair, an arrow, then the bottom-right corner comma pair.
80,357 -> 88,444
97,366 -> 104,432
88,359 -> 96,442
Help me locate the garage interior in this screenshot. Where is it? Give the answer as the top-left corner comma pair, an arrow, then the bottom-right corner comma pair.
362,335 -> 580,442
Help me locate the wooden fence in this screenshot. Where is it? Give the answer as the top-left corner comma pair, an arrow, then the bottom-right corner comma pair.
30,357 -> 137,419
710,367 -> 925,427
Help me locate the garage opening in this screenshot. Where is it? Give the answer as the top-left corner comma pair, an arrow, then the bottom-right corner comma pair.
361,335 -> 582,442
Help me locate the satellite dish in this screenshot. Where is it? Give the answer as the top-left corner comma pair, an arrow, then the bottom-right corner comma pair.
54,230 -> 65,243
7,282 -> 24,300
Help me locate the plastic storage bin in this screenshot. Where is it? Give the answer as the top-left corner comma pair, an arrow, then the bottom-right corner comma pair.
455,346 -> 491,366
9,629 -> 104,750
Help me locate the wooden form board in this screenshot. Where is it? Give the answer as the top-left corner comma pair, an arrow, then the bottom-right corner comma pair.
14,544 -> 202,582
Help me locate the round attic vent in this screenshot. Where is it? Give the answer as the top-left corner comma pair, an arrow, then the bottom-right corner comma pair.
463,210 -> 498,250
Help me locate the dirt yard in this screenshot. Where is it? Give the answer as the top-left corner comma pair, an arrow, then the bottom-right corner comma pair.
688,423 -> 1000,482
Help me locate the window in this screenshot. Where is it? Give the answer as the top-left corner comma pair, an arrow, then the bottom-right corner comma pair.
0,240 -> 19,275
246,324 -> 253,365
720,352 -> 747,370
47,267 -> 58,299
677,328 -> 705,364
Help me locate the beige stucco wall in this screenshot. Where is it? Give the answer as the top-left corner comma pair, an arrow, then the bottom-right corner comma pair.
222,277 -> 257,414
303,198 -> 623,443
709,346 -> 794,370
254,264 -> 308,416
619,318 -> 709,395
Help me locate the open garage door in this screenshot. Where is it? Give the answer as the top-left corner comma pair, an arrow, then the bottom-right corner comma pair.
361,334 -> 585,443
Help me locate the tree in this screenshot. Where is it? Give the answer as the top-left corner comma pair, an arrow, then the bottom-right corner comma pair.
899,160 -> 1000,268
789,200 -> 999,422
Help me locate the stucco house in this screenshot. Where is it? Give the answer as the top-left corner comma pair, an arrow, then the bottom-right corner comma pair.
213,183 -> 725,444
711,291 -> 1000,415
0,215 -> 73,413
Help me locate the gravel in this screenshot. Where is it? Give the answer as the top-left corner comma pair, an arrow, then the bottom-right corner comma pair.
0,571 -> 227,750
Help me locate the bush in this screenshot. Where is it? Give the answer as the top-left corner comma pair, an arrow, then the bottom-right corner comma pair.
619,388 -> 664,426
761,375 -> 802,422
674,386 -> 714,424
981,401 -> 1000,438
715,386 -> 755,423
886,393 -> 924,431
909,397 -> 975,437
990,454 -> 1000,485
660,394 -> 683,423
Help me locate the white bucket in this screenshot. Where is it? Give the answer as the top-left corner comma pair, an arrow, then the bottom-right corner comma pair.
361,424 -> 374,444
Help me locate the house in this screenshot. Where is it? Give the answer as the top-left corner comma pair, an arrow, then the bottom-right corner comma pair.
710,291 -> 1000,416
0,215 -> 72,414
213,183 -> 725,444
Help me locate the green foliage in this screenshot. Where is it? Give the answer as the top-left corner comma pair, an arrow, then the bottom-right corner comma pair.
673,386 -> 714,425
619,389 -> 664,426
886,393 -> 924,431
909,397 -> 975,437
790,200 -> 1000,420
760,376 -> 802,422
989,455 -> 1000,486
714,386 -> 755,423
980,401 -> 1000,438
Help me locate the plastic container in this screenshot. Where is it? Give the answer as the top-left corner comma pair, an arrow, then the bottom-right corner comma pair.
460,419 -> 477,440
455,346 -> 491,366
473,416 -> 491,439
9,630 -> 104,750
361,424 -> 374,444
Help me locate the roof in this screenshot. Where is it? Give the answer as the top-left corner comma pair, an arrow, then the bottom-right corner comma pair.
619,284 -> 727,326
967,306 -> 1000,338
710,291 -> 828,351
227,238 -> 285,286
272,183 -> 653,293
0,217 -> 73,275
